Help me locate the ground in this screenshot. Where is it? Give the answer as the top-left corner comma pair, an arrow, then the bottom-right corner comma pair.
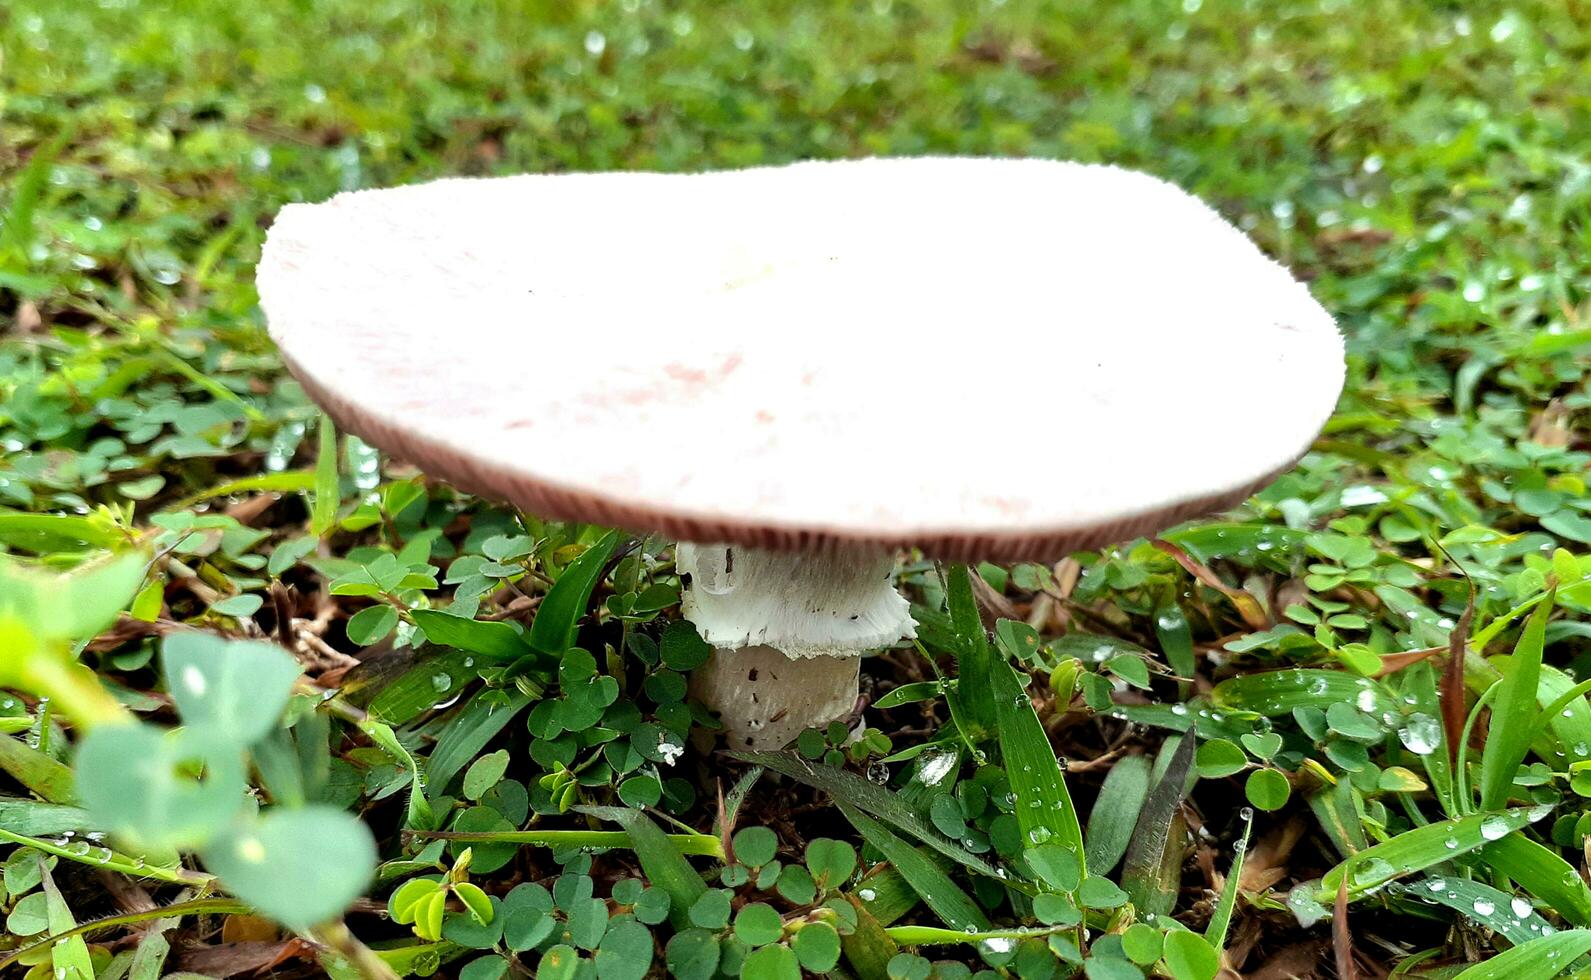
2,0 -> 1591,978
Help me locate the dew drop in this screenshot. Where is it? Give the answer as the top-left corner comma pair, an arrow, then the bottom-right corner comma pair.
1398,713 -> 1441,756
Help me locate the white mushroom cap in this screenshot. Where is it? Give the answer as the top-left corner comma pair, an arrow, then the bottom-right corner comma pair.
258,157 -> 1343,561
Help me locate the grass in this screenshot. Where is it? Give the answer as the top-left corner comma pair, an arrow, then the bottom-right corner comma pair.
3,0 -> 1591,977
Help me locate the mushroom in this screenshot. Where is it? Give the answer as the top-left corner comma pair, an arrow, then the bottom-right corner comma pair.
257,157 -> 1343,749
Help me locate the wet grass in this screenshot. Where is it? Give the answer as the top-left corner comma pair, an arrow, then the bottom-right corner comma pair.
3,0 -> 1591,977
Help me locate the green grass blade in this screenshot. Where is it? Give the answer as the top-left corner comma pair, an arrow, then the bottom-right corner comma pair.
1121,735 -> 1195,917
1104,703 -> 1254,740
1205,809 -> 1252,950
848,865 -> 921,926
1153,599 -> 1196,690
1158,523 -> 1306,563
1084,754 -> 1151,875
884,924 -> 1069,945
173,471 -> 318,507
359,718 -> 436,831
363,649 -> 479,726
1480,592 -> 1551,810
1450,930 -> 1591,980
310,414 -> 339,537
581,806 -> 706,928
1481,834 -> 1591,927
0,735 -> 76,803
0,800 -> 93,837
1315,806 -> 1549,901
991,653 -> 1084,868
734,751 -> 1008,883
0,899 -> 251,972
1400,877 -> 1555,946
1212,669 -> 1394,717
1399,663 -> 1454,816
424,689 -> 532,796
0,827 -> 198,885
944,564 -> 996,738
527,529 -> 620,656
0,512 -> 125,553
410,609 -> 537,663
39,859 -> 96,980
841,894 -> 898,980
839,803 -> 989,933
128,930 -> 171,980
0,127 -> 67,264
429,826 -> 724,857
1530,666 -> 1591,772
1309,780 -> 1369,859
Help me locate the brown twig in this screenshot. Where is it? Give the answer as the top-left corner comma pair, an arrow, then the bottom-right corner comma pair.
1437,543 -> 1476,769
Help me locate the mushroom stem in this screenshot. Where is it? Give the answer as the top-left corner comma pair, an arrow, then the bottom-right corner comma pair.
678,543 -> 916,748
689,645 -> 861,751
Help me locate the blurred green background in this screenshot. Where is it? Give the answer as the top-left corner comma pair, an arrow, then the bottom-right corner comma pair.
7,0 -> 1588,358
4,0 -> 1591,971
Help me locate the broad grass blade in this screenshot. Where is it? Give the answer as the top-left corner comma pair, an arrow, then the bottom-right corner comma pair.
1084,754 -> 1151,875
848,864 -> 920,926
425,689 -> 532,795
311,415 -> 338,537
1481,834 -> 1591,927
364,650 -> 479,726
841,894 -> 898,980
1153,599 -> 1196,691
1212,669 -> 1394,718
1479,593 -> 1551,810
944,564 -> 995,738
991,653 -> 1084,868
409,610 -> 535,663
1309,781 -> 1369,859
884,925 -> 1067,945
0,735 -> 76,803
839,803 -> 989,933
0,801 -> 93,837
1399,663 -> 1453,815
1315,806 -> 1548,901
527,529 -> 621,656
1205,809 -> 1252,950
1400,877 -> 1555,945
1450,929 -> 1591,980
581,806 -> 706,928
1121,735 -> 1194,916
734,751 -> 1005,882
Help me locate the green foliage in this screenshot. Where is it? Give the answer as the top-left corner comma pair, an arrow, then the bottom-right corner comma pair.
203,806 -> 377,932
0,552 -> 145,728
73,633 -> 378,931
5,0 -> 1591,974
